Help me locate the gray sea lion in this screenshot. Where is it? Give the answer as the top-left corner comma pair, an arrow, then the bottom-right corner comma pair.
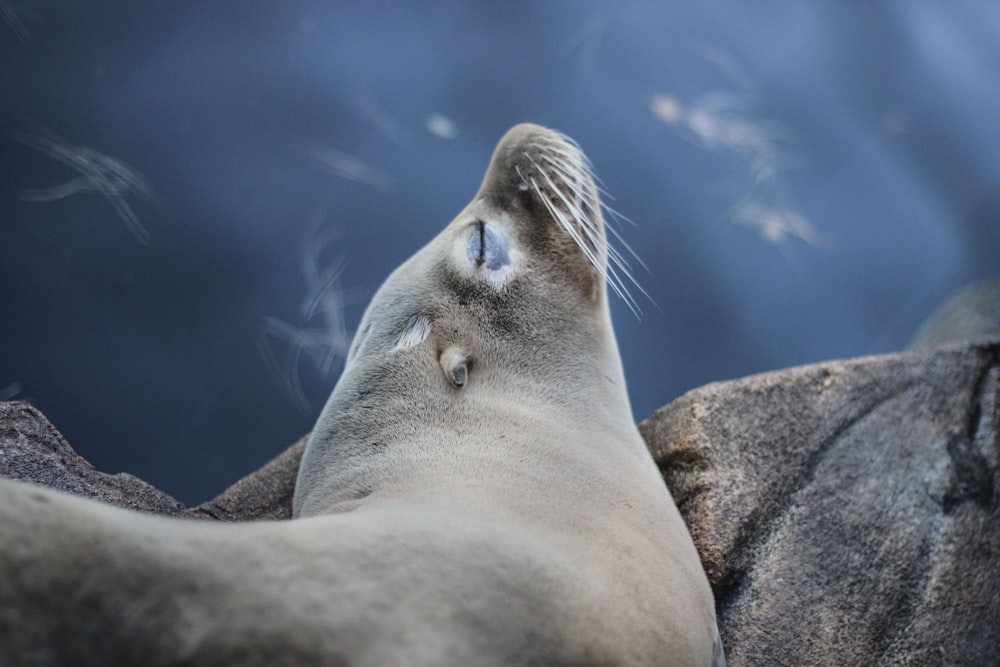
0,124 -> 723,666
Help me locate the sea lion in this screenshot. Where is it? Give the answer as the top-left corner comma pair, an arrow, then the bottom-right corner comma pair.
0,124 -> 723,666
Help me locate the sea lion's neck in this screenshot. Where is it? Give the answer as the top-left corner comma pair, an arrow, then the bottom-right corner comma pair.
294,339 -> 640,519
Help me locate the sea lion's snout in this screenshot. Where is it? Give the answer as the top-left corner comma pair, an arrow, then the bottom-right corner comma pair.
474,124 -> 610,304
490,124 -> 644,315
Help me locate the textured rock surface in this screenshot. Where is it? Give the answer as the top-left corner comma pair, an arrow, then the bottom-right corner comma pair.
0,401 -> 303,521
189,434 -> 304,521
2,340 -> 998,665
640,340 -> 1000,666
0,401 -> 187,516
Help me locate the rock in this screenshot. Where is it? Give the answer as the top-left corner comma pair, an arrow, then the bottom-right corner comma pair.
189,435 -> 305,521
3,340 -> 998,666
0,401 -> 187,516
0,401 -> 303,521
639,340 -> 1000,666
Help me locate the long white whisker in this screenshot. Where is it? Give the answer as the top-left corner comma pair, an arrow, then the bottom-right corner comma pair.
539,152 -> 609,196
535,154 -> 633,310
525,136 -> 653,317
539,157 -> 619,272
528,164 -> 647,316
528,170 -> 604,275
534,182 -> 604,276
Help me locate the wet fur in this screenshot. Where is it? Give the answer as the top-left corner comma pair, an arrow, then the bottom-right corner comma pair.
0,124 -> 722,666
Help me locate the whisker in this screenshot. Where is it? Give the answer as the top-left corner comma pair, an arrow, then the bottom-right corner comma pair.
528,169 -> 603,275
523,133 -> 653,317
538,155 -> 637,283
544,148 -> 618,202
529,157 -> 612,298
529,167 -> 645,316
534,187 -> 604,278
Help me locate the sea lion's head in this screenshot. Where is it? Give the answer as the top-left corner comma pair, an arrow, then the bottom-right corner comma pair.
294,123 -> 639,516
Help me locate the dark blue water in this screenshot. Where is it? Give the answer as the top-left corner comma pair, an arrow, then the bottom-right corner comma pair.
2,1 -> 998,505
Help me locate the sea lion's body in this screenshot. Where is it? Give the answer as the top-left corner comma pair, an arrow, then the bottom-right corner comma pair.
0,125 -> 722,666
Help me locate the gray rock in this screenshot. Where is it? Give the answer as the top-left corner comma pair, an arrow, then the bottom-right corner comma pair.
189,435 -> 304,521
640,341 -> 999,666
0,401 -> 187,516
0,401 -> 303,521
2,340 -> 998,666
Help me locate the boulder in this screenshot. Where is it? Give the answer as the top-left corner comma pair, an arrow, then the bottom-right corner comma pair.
2,339 -> 998,665
0,400 -> 303,521
640,340 -> 999,665
0,401 -> 186,516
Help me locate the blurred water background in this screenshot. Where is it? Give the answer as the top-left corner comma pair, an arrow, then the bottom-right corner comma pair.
2,1 -> 998,505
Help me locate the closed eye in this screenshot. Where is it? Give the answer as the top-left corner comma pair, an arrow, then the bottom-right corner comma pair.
467,221 -> 510,271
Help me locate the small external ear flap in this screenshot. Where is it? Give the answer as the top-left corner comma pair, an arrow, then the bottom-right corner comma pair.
392,315 -> 431,352
440,345 -> 471,388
